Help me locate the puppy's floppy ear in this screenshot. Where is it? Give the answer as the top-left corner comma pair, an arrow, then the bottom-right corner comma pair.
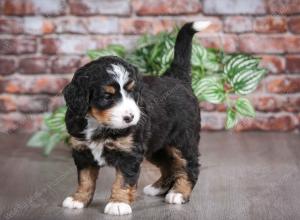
63,74 -> 90,116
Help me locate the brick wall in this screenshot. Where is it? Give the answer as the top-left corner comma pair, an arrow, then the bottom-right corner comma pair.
0,0 -> 300,133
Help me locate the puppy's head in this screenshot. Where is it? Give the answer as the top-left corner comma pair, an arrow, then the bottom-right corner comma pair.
63,56 -> 141,129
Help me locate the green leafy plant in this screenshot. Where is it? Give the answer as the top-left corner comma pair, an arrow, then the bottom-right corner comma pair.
27,28 -> 266,155
27,107 -> 69,155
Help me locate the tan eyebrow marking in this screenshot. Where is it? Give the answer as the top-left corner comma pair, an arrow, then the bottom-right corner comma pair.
104,85 -> 116,94
125,80 -> 135,91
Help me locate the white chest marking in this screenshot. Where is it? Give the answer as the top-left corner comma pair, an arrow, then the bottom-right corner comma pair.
88,141 -> 106,166
82,117 -> 106,166
83,116 -> 101,140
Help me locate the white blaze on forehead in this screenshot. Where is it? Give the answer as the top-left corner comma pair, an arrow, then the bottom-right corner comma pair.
107,64 -> 129,88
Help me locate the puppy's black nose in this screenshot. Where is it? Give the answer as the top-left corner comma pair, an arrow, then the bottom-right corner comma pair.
123,114 -> 134,123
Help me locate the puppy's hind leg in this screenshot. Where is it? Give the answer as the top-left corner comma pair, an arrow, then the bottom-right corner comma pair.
164,146 -> 200,204
143,149 -> 174,197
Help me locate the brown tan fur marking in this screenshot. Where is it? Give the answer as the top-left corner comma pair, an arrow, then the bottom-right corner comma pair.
70,137 -> 88,151
72,166 -> 99,206
104,134 -> 134,152
172,173 -> 192,200
167,147 -> 192,200
149,147 -> 193,200
90,107 -> 112,124
125,80 -> 135,92
104,85 -> 116,95
152,163 -> 173,189
109,169 -> 137,204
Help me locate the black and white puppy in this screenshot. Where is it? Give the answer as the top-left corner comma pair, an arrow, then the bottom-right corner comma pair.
62,21 -> 210,215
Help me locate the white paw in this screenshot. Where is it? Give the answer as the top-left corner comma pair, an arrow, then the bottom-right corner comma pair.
62,196 -> 84,209
104,202 -> 132,215
165,191 -> 185,204
143,184 -> 168,196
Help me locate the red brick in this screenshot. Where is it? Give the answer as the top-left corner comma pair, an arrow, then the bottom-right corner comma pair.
0,58 -> 17,75
203,0 -> 266,15
49,96 -> 65,111
224,16 -> 252,33
147,17 -> 222,34
251,81 -> 264,94
80,56 -> 91,67
24,17 -> 55,35
0,17 -> 23,34
51,56 -> 81,74
3,0 -> 32,15
120,18 -> 175,35
69,0 -> 130,16
235,114 -> 297,131
250,95 -> 283,112
0,75 -> 69,95
197,34 -> 238,53
285,36 -> 300,53
86,17 -> 119,34
19,56 -> 48,74
200,101 -> 216,112
0,113 -> 43,133
283,96 -> 300,112
0,0 -> 3,15
201,112 -> 225,131
267,76 -> 300,93
3,0 -> 66,16
215,104 -> 227,112
288,16 -> 300,34
267,0 -> 300,15
286,55 -> 300,73
120,19 -> 156,35
2,1 -> 300,134
42,37 -> 98,55
200,102 -> 226,112
43,20 -> 55,34
55,17 -> 87,34
0,37 -> 36,54
260,55 -> 285,74
100,36 -> 139,50
17,96 -> 49,113
239,34 -> 285,54
132,0 -> 201,15
41,38 -> 59,54
254,16 -> 287,33
0,95 -> 17,112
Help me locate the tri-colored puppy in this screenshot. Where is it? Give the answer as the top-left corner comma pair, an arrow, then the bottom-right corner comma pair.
62,21 -> 210,215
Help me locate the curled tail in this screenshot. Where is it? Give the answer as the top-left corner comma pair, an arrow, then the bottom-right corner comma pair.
165,21 -> 211,84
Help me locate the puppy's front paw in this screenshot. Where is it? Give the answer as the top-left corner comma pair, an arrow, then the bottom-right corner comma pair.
62,196 -> 85,209
104,202 -> 132,215
165,191 -> 185,204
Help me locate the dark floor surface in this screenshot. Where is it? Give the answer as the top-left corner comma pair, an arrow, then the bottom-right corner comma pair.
0,132 -> 299,220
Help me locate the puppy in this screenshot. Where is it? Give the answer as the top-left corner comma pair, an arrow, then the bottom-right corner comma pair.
62,21 -> 210,215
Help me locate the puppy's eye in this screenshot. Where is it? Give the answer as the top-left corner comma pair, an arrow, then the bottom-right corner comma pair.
104,93 -> 113,100
125,80 -> 135,92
